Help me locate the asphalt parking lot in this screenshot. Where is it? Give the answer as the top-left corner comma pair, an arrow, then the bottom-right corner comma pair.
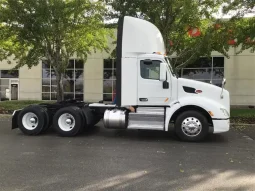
0,120 -> 255,191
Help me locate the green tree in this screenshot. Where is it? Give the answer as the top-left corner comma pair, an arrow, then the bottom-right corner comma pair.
106,0 -> 233,70
222,1 -> 255,54
0,0 -> 113,101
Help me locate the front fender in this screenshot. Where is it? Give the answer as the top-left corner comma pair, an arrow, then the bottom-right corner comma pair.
164,97 -> 229,131
178,96 -> 229,119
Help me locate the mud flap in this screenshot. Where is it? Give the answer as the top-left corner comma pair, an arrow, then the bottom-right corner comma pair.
12,110 -> 21,129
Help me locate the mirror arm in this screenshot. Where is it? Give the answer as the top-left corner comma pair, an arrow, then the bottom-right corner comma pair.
220,78 -> 226,99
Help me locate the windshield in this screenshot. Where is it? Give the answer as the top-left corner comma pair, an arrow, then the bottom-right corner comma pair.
165,57 -> 176,77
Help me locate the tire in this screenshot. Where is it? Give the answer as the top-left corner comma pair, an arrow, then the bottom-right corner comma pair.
175,110 -> 209,142
53,106 -> 84,137
17,105 -> 48,135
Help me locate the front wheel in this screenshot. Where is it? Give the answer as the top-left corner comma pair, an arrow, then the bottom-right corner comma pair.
175,110 -> 209,142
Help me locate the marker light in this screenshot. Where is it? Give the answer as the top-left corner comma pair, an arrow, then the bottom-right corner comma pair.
208,111 -> 214,116
153,52 -> 167,56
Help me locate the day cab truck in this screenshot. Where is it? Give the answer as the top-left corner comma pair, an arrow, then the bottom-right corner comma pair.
11,16 -> 230,142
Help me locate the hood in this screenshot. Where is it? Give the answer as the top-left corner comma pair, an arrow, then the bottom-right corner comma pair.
177,78 -> 230,112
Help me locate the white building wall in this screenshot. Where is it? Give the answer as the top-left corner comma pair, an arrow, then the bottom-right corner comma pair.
224,48 -> 255,106
0,57 -> 41,100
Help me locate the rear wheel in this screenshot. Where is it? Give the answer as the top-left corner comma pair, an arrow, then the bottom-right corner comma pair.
175,110 -> 209,142
53,106 -> 83,137
17,105 -> 48,135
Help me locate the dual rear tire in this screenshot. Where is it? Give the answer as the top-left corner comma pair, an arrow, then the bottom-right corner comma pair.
17,105 -> 96,137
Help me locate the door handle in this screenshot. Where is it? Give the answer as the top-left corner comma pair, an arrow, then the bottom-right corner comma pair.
139,98 -> 148,102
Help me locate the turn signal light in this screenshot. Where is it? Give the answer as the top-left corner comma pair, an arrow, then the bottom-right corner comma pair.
208,111 -> 214,116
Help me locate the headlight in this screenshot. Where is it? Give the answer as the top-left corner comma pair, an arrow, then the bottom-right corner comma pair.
220,108 -> 230,117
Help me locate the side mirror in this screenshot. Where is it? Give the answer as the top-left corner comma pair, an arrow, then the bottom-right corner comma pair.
160,62 -> 167,81
163,81 -> 169,89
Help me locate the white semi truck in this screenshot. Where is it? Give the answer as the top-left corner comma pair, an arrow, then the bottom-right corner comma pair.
11,16 -> 230,142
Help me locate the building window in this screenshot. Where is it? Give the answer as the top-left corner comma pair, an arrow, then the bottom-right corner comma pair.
103,59 -> 116,101
140,60 -> 161,80
1,70 -> 19,78
0,70 -> 19,101
177,57 -> 224,87
42,59 -> 84,101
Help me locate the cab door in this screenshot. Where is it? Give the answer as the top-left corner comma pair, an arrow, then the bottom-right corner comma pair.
137,59 -> 171,106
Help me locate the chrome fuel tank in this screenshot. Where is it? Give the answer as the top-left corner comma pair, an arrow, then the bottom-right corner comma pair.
103,109 -> 127,129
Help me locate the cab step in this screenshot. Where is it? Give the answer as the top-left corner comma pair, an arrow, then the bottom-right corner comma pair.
127,107 -> 165,130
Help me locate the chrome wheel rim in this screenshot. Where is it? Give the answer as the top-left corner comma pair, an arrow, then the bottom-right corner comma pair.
181,117 -> 202,137
22,112 -> 38,130
58,113 -> 75,132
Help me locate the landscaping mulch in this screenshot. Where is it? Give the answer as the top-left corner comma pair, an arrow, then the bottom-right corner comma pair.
0,109 -> 14,115
231,117 -> 255,125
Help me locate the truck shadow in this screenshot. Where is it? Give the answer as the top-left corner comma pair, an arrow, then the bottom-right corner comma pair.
78,123 -> 229,144
109,129 -> 228,143
36,122 -> 229,144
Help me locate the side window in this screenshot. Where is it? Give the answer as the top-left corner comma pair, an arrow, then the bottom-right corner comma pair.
140,60 -> 161,80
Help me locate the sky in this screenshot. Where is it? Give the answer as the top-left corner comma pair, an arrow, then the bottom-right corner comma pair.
213,3 -> 255,19
102,1 -> 255,23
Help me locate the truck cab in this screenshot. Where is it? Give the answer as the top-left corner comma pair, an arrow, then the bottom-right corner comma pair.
102,16 -> 230,141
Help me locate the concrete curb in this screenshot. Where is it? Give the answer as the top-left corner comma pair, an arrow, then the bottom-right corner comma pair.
0,114 -> 11,117
0,114 -> 12,121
